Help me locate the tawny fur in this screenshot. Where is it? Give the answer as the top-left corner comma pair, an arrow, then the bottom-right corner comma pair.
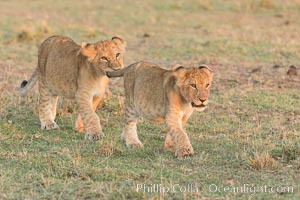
106,61 -> 213,157
19,35 -> 126,140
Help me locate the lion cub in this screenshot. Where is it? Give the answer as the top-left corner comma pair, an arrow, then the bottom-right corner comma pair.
19,35 -> 126,140
106,62 -> 213,157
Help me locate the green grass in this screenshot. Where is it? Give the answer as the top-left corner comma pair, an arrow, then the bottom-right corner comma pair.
1,0 -> 300,199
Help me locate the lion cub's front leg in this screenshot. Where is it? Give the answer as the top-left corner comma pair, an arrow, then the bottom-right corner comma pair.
166,113 -> 193,157
75,96 -> 103,133
164,115 -> 189,151
76,93 -> 103,140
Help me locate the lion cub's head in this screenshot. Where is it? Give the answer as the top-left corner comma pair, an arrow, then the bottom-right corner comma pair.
80,37 -> 126,72
173,65 -> 213,112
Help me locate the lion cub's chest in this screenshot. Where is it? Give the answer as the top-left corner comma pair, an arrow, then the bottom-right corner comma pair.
85,76 -> 109,97
92,76 -> 109,96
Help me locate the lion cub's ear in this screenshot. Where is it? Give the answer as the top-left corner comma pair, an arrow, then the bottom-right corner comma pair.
198,64 -> 213,73
112,36 -> 127,49
172,65 -> 187,77
172,64 -> 184,71
80,42 -> 97,61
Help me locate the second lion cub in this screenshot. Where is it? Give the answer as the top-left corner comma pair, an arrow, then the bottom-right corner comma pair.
107,62 -> 213,157
19,35 -> 126,140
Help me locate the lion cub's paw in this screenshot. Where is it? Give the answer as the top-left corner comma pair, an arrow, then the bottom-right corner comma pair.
84,132 -> 104,141
41,122 -> 59,130
120,131 -> 143,148
175,145 -> 194,157
125,139 -> 143,148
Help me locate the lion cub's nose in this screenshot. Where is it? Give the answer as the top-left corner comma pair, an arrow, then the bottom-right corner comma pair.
199,98 -> 206,103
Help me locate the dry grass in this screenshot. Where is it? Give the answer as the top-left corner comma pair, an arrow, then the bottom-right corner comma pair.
11,22 -> 52,43
248,152 -> 277,170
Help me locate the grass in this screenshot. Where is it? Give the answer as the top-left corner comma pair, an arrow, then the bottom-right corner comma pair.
1,0 -> 300,199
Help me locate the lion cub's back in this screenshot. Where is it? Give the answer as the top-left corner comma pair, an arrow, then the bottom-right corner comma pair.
38,36 -> 81,98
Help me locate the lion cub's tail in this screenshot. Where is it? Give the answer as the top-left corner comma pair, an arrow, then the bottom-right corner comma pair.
19,68 -> 39,96
106,63 -> 137,78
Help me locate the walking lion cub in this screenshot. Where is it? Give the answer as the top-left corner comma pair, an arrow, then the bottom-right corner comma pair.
106,62 -> 213,157
19,35 -> 126,140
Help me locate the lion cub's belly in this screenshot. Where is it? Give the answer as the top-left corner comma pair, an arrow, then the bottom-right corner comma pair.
140,112 -> 166,124
46,79 -> 77,99
135,102 -> 166,123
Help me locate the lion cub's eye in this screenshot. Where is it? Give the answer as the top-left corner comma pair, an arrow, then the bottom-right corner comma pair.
206,83 -> 210,89
190,84 -> 197,89
101,56 -> 109,62
116,53 -> 121,59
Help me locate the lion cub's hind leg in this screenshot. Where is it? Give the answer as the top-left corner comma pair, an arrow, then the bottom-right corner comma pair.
51,96 -> 59,120
121,107 -> 143,148
38,82 -> 59,130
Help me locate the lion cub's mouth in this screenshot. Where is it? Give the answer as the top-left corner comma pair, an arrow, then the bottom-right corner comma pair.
191,102 -> 206,108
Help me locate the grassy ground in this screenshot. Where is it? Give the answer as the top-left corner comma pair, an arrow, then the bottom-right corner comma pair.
0,0 -> 300,199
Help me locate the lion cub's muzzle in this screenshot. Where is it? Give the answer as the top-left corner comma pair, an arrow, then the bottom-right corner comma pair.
106,61 -> 124,72
191,102 -> 206,108
110,64 -> 124,71
105,66 -> 122,74
191,98 -> 208,108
